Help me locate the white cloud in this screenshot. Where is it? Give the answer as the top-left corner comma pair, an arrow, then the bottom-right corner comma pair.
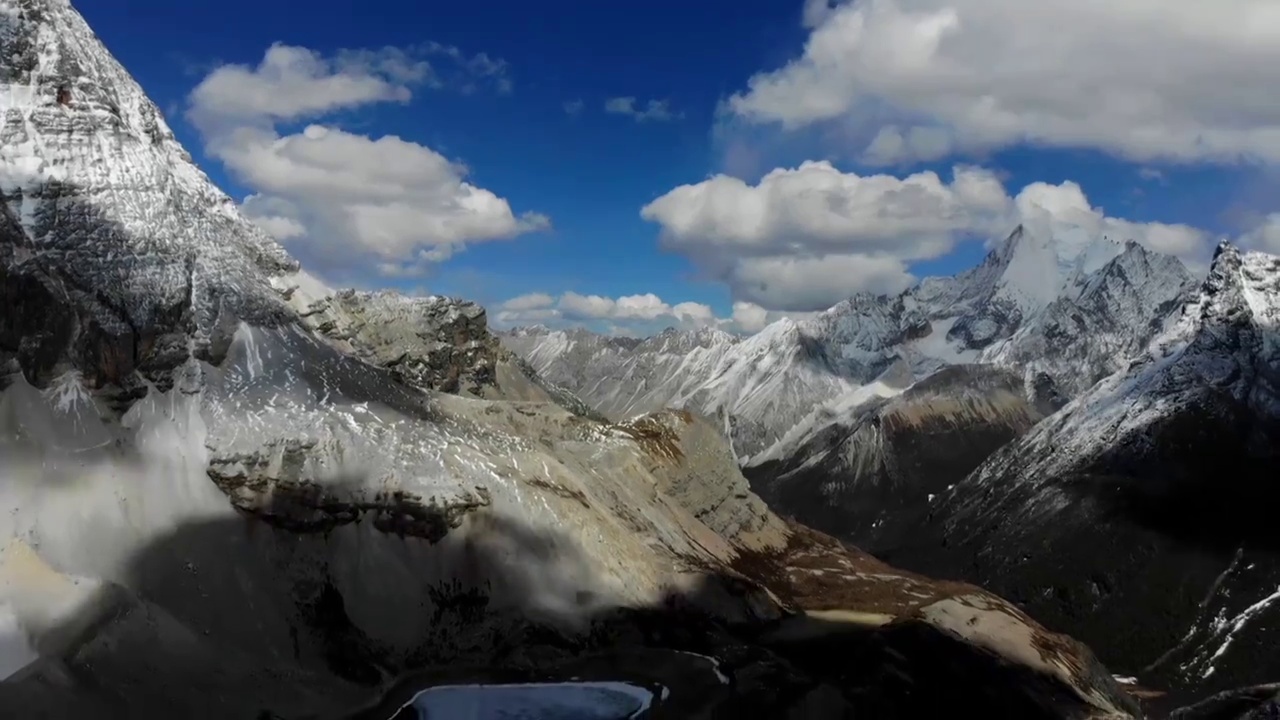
642,161 -> 1212,311
604,97 -> 680,122
501,292 -> 556,311
494,291 -> 738,334
563,99 -> 585,116
188,44 -> 546,279
732,301 -> 820,333
421,41 -> 512,94
242,193 -> 306,240
728,0 -> 1280,164
1240,214 -> 1280,253
189,44 -> 413,124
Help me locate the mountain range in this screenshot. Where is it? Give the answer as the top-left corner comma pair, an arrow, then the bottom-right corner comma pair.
506,215 -> 1280,712
5,0 -> 1280,717
0,1 -> 1219,718
503,169 -> 1280,711
504,224 -> 1198,462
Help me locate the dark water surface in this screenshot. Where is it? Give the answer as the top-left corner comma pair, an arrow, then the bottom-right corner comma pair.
387,681 -> 655,719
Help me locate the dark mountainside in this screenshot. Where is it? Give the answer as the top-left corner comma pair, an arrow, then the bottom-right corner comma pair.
891,243 -> 1280,709
745,364 -> 1054,557
0,1 -> 1192,719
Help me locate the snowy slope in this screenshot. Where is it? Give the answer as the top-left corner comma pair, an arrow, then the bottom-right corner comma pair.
506,225 -> 1196,460
502,325 -> 741,422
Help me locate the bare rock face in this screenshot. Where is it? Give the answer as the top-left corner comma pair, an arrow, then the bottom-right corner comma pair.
293,289 -> 501,396
614,409 -> 789,550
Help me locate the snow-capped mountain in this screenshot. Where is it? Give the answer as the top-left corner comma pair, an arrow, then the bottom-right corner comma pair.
897,242 -> 1280,701
0,2 -> 1153,718
506,224 -> 1197,460
738,238 -> 1199,546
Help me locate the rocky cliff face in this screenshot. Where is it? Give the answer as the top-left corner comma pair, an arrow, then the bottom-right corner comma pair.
0,1 -> 1146,718
894,243 -> 1280,704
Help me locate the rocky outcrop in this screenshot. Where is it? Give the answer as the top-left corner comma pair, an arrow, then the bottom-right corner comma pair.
207,440 -> 493,540
290,288 -> 501,396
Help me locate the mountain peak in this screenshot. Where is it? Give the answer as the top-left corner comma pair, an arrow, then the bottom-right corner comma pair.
1212,239 -> 1242,264
1201,242 -> 1280,324
2,0 -> 300,391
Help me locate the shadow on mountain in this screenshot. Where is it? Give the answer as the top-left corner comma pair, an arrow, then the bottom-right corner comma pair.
1064,393 -> 1280,555
0,485 -> 1161,720
887,317 -> 1280,707
747,365 -> 1047,559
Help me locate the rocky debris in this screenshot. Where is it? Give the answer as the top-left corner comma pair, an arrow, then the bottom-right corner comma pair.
618,409 -> 790,552
729,524 -> 1142,719
490,351 -> 610,422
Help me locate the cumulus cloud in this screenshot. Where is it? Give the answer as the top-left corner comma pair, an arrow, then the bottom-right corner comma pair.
728,0 -> 1280,165
494,291 -> 738,334
731,301 -> 821,333
642,161 -> 1212,311
187,43 -> 545,279
1240,214 -> 1280,253
604,97 -> 680,122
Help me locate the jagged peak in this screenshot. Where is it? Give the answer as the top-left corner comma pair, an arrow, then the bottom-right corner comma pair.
1210,239 -> 1243,269
1101,238 -> 1190,277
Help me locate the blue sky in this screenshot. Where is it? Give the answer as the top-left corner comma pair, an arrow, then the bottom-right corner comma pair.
77,0 -> 1280,334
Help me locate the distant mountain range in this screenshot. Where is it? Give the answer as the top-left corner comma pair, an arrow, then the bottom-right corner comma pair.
503,223 -> 1197,462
